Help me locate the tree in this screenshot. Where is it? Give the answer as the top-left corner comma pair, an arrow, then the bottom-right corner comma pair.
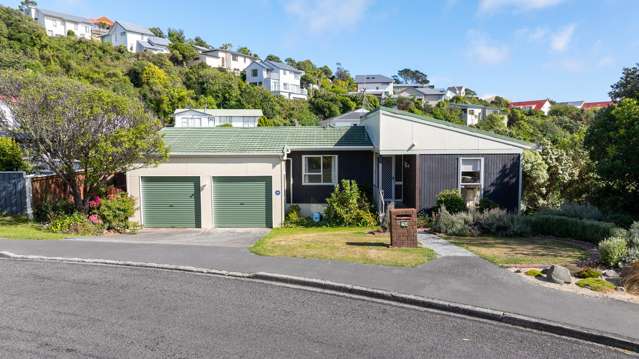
191,36 -> 209,49
521,150 -> 549,211
237,46 -> 257,57
18,0 -> 37,15
585,98 -> 639,214
265,54 -> 282,62
149,27 -> 165,38
0,72 -> 167,211
490,96 -> 510,108
334,62 -> 352,82
465,88 -> 478,97
0,137 -> 28,171
429,101 -> 463,125
476,113 -> 507,133
609,63 -> 639,101
219,42 -> 232,50
395,68 -> 429,85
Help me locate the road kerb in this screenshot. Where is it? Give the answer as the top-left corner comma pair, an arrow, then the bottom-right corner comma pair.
1,250 -> 637,353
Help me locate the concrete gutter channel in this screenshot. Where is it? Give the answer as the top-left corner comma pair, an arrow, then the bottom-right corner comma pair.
0,251 -> 637,353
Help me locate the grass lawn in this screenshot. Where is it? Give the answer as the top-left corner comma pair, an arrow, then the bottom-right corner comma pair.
0,216 -> 67,240
251,227 -> 436,267
445,235 -> 591,266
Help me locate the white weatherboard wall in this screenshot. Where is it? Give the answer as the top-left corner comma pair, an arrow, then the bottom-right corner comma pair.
127,156 -> 285,228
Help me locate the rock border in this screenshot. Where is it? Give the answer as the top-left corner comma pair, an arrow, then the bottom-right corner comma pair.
0,250 -> 637,353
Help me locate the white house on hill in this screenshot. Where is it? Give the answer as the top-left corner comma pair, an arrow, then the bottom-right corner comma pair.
394,85 -> 454,105
173,109 -> 263,128
26,6 -> 93,40
102,21 -> 169,54
354,75 -> 394,98
197,49 -> 255,73
245,60 -> 307,100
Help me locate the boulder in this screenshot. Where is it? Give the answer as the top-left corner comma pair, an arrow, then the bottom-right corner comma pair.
547,265 -> 572,284
603,269 -> 620,278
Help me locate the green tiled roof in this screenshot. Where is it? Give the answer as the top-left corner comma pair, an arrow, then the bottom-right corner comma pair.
161,126 -> 373,154
377,107 -> 536,148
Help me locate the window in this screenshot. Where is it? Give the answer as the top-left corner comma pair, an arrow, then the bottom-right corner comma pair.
232,54 -> 238,61
303,155 -> 337,185
459,158 -> 483,208
283,83 -> 289,91
284,70 -> 288,75
251,69 -> 258,77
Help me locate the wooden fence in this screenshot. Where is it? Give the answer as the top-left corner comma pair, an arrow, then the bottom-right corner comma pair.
0,172 -> 126,217
0,171 -> 29,215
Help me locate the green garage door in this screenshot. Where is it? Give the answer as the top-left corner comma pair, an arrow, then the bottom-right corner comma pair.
141,177 -> 201,228
213,176 -> 272,228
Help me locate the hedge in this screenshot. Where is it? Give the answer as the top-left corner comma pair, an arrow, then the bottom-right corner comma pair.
525,214 -> 619,244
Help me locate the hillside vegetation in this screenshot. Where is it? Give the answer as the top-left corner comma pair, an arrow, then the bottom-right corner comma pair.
0,6 -> 369,126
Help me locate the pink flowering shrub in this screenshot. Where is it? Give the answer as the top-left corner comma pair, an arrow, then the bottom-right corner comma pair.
88,196 -> 102,209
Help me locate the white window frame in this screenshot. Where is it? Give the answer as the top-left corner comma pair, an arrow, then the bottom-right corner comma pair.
302,155 -> 338,186
458,157 -> 484,198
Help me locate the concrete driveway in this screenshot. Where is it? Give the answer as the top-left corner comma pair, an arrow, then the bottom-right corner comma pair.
68,228 -> 270,247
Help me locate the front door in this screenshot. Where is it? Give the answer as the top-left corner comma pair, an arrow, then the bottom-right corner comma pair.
380,156 -> 394,201
378,156 -> 405,204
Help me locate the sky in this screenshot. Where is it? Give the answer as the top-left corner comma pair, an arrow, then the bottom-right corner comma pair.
4,0 -> 639,101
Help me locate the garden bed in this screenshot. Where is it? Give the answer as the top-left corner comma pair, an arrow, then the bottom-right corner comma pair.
510,267 -> 639,304
250,227 -> 436,267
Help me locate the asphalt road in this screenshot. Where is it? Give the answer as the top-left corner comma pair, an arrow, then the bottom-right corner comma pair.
0,259 -> 634,359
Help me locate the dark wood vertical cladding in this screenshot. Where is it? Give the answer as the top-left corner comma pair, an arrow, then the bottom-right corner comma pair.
289,150 -> 374,204
419,153 -> 521,212
419,155 -> 459,211
403,155 -> 418,208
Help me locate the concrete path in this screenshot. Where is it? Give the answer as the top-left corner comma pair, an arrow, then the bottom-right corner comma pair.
0,237 -> 637,342
419,233 -> 475,257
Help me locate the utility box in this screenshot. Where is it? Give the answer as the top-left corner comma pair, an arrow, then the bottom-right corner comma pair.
389,208 -> 417,248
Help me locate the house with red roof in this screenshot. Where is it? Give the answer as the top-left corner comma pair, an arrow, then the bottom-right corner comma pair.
582,101 -> 612,111
508,99 -> 552,115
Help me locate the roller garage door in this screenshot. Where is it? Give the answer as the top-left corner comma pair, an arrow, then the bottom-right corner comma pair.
141,177 -> 201,228
213,176 -> 272,228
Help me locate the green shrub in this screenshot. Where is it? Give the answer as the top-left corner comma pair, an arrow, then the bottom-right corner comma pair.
325,179 -> 377,227
478,198 -> 499,212
574,268 -> 602,279
97,193 -> 135,232
49,213 -> 102,235
537,203 -> 603,221
432,206 -> 475,236
416,213 -> 430,228
34,200 -> 76,223
525,214 -> 618,244
285,205 -> 302,225
525,269 -> 543,277
436,189 -> 466,214
476,208 -> 531,237
598,236 -> 628,267
0,137 -> 29,171
604,212 -> 635,229
623,222 -> 639,264
575,278 -> 615,292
